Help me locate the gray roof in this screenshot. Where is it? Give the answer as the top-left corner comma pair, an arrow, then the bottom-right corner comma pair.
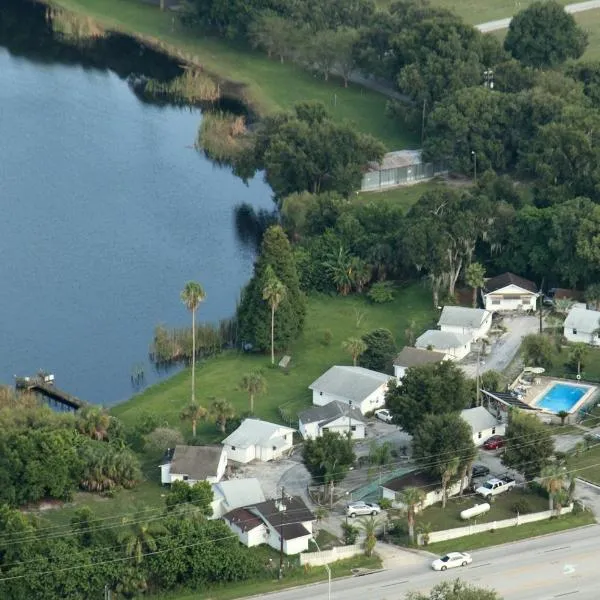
251,496 -> 315,540
564,307 -> 600,334
309,366 -> 392,403
415,330 -> 471,351
221,418 -> 295,449
170,445 -> 224,481
298,400 -> 366,425
213,478 -> 265,511
438,306 -> 490,329
484,272 -> 537,294
460,407 -> 498,432
394,346 -> 446,368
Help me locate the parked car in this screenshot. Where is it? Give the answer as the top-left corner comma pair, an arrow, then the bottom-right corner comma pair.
375,409 -> 393,423
471,464 -> 490,478
483,435 -> 505,450
345,501 -> 381,517
431,552 -> 472,571
475,476 -> 516,499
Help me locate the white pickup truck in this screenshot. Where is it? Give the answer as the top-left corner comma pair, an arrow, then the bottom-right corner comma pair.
475,477 -> 516,499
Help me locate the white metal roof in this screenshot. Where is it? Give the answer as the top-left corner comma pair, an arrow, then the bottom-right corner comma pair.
221,418 -> 295,449
308,366 -> 392,403
564,307 -> 600,334
460,407 -> 498,432
415,330 -> 471,351
213,478 -> 266,510
438,306 -> 490,329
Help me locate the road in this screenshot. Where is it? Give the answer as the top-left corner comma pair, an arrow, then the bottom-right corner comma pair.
476,0 -> 600,32
264,526 -> 600,600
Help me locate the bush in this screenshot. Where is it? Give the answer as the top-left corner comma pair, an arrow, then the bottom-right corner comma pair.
322,329 -> 333,346
529,481 -> 549,499
512,499 -> 532,515
379,498 -> 392,510
367,282 -> 394,304
341,522 -> 359,545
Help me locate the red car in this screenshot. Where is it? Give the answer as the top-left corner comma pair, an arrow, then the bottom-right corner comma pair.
483,435 -> 505,450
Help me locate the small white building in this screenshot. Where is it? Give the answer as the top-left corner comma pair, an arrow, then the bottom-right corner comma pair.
393,346 -> 448,380
415,330 -> 471,361
160,445 -> 227,486
564,306 -> 600,346
438,306 -> 492,342
211,478 -> 266,519
298,401 -> 367,440
222,507 -> 268,548
381,470 -> 466,510
221,418 -> 295,464
460,407 -> 505,446
308,365 -> 393,414
483,272 -> 538,312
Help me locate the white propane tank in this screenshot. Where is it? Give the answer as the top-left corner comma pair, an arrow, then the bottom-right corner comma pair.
460,503 -> 491,520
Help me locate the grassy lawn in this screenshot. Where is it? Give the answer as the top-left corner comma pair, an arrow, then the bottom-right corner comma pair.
568,442 -> 600,485
112,285 -> 437,437
48,0 -> 416,150
352,179 -> 449,212
547,343 -> 600,383
423,511 -> 596,555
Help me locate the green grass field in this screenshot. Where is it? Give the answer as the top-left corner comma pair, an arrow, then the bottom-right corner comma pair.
353,179 -> 448,211
568,443 -> 600,485
49,0 -> 416,149
112,285 -> 437,437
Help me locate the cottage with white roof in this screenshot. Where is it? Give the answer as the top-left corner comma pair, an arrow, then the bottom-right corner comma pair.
460,407 -> 504,446
438,306 -> 492,343
564,306 -> 600,346
298,401 -> 367,440
210,478 -> 266,519
415,330 -> 471,361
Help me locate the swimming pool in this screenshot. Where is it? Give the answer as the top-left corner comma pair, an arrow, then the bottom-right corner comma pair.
533,382 -> 592,413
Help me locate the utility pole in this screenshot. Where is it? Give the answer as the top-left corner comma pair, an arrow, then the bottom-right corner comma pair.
348,400 -> 353,439
538,278 -> 545,334
421,98 -> 427,145
278,487 -> 285,580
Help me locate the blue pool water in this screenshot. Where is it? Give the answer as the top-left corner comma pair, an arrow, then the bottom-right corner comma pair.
534,383 -> 591,413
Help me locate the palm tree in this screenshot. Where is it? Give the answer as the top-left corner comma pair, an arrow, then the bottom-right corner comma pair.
397,486 -> 426,543
458,446 -> 477,495
440,457 -> 460,509
322,246 -> 353,296
349,256 -> 371,293
262,266 -> 287,365
357,516 -> 380,556
465,262 -> 485,308
118,518 -> 166,564
239,371 -> 267,413
405,320 -> 417,346
540,464 -> 566,512
342,337 -> 367,366
585,283 -> 600,310
553,298 -> 574,316
76,406 -> 111,441
557,410 -> 570,426
181,281 -> 206,405
569,343 -> 588,377
180,402 -> 207,438
210,398 -> 235,433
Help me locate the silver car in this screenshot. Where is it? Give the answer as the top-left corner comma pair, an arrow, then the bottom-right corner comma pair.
345,501 -> 381,517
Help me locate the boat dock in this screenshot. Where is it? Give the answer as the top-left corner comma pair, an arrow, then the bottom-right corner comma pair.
15,373 -> 85,410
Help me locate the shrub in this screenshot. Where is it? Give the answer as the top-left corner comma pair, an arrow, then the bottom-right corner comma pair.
529,481 -> 549,498
322,329 -> 333,346
512,499 -> 532,515
341,522 -> 359,545
367,281 -> 394,303
379,498 -> 392,510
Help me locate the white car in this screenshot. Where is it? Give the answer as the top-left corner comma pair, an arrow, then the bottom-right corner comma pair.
375,409 -> 393,423
431,552 -> 472,571
345,501 -> 381,517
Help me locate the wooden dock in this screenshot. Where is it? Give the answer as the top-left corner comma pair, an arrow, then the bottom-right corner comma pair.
15,374 -> 86,410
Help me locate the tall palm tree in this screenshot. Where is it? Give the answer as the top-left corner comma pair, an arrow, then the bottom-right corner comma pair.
569,342 -> 588,377
262,266 -> 287,365
322,246 -> 353,296
541,464 -> 566,512
180,402 -> 207,438
440,457 -> 460,509
553,298 -> 574,316
118,518 -> 167,564
397,486 -> 426,543
76,406 -> 111,441
180,281 -> 206,405
342,337 -> 367,366
239,371 -> 267,413
210,398 -> 235,433
465,262 -> 485,308
357,516 -> 380,556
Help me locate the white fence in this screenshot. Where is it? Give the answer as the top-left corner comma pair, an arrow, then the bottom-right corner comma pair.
299,544 -> 363,566
417,505 -> 573,546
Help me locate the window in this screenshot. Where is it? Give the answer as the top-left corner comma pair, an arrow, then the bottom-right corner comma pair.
521,297 -> 531,305
478,432 -> 482,439
351,425 -> 357,432
322,427 -> 329,433
573,328 -> 578,335
231,446 -> 236,451
492,427 -> 496,434
491,297 -> 501,305
183,475 -> 189,481
503,294 -> 522,300
272,446 -> 277,451
319,391 -> 323,396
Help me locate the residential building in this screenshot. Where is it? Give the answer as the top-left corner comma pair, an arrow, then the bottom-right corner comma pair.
393,346 -> 447,380
564,306 -> 600,346
460,407 -> 505,447
160,445 -> 227,486
415,330 -> 471,361
221,418 -> 295,464
308,365 -> 393,414
438,306 -> 492,342
210,478 -> 266,519
298,401 -> 366,440
482,272 -> 538,312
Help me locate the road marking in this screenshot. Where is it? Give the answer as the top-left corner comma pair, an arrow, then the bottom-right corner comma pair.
470,563 -> 492,569
554,591 -> 579,597
544,546 -> 571,553
380,581 -> 408,587
564,565 -> 576,575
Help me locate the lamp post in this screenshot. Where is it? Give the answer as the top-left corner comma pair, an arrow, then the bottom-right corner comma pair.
471,151 -> 477,181
348,400 -> 353,439
312,538 -> 332,600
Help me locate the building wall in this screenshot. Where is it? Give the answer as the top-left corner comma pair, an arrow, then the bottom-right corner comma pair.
383,479 -> 466,510
394,365 -> 407,380
445,342 -> 471,361
299,419 -> 320,439
359,385 -> 388,414
360,161 -> 448,192
322,417 -> 366,440
484,285 -> 537,312
312,389 -> 348,407
284,534 -> 313,555
564,329 -> 600,346
225,520 -> 267,548
224,444 -> 255,464
440,315 -> 492,343
471,423 -> 505,446
160,463 -> 171,485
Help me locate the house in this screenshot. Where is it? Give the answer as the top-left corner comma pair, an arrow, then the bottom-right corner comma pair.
308,365 -> 393,414
564,307 -> 600,346
460,407 -> 505,446
160,445 -> 227,486
210,478 -> 266,519
438,306 -> 492,342
415,330 -> 471,361
298,401 -> 367,440
221,418 -> 295,464
483,272 -> 538,312
360,150 -> 447,192
393,346 -> 447,380
381,470 -> 467,510
223,495 -> 315,555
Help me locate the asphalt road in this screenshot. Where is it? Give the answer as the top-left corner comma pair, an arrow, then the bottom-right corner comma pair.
264,525 -> 600,600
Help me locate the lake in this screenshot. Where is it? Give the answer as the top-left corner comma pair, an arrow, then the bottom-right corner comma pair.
0,1 -> 273,405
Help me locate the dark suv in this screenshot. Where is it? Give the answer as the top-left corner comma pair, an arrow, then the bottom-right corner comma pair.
471,464 -> 490,478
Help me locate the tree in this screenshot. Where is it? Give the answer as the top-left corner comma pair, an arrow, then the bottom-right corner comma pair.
118,518 -> 167,564
239,371 -> 267,413
334,28 -> 359,87
262,265 -> 287,365
144,427 -> 184,454
407,579 -> 502,600
342,337 -> 367,367
465,262 -> 485,308
398,486 -> 426,543
521,334 -> 554,369
557,410 -> 570,427
357,516 -> 379,556
386,361 -> 470,435
181,281 -> 206,405
440,457 -> 460,509
568,343 -> 589,376
180,403 -> 207,438
504,1 -> 587,68
359,328 -> 397,373
165,480 -> 214,516
540,464 -> 567,512
502,411 -> 555,479
76,407 -> 111,441
209,398 -> 236,434
585,283 -> 600,310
